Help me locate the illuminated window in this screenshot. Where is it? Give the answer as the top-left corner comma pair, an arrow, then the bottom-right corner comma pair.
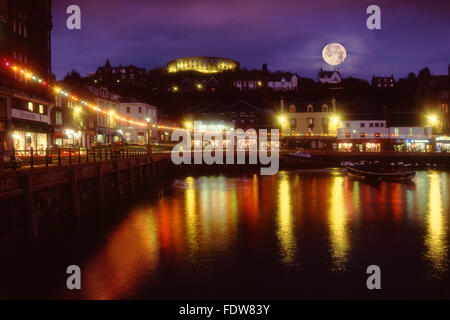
0,0 -> 7,23
28,102 -> 33,112
55,111 -> 63,125
39,104 -> 44,114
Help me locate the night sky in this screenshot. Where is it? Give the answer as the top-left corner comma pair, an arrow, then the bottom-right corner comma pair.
52,0 -> 450,80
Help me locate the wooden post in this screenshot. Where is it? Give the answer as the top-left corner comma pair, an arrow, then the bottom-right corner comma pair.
129,159 -> 135,193
30,147 -> 34,168
137,158 -> 143,185
115,160 -> 122,195
152,159 -> 157,179
70,167 -> 80,217
18,171 -> 38,240
97,163 -> 106,209
45,148 -> 49,167
145,157 -> 151,181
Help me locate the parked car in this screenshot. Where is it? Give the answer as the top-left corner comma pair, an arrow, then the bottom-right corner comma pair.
288,151 -> 312,159
0,152 -> 22,169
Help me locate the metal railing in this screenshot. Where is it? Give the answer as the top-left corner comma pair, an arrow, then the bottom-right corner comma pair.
0,146 -> 150,170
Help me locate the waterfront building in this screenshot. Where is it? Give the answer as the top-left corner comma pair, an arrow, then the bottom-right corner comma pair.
0,0 -> 53,152
118,98 -> 158,145
417,65 -> 450,134
278,97 -> 340,150
337,120 -> 433,152
435,136 -> 450,153
86,86 -> 121,144
51,83 -> 99,148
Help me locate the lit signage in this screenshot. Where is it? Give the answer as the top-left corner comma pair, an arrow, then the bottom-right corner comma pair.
12,108 -> 50,124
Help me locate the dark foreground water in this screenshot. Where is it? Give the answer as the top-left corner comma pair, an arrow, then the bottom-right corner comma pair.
2,169 -> 450,299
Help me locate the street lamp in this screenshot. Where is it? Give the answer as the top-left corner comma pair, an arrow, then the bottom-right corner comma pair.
184,120 -> 193,130
427,114 -> 438,126
145,117 -> 152,157
331,115 -> 340,126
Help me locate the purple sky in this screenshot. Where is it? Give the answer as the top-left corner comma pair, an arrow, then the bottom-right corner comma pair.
52,0 -> 450,80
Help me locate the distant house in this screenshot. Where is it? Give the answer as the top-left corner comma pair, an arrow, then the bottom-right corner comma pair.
267,74 -> 298,91
234,74 -> 298,91
233,80 -> 263,91
318,68 -> 342,84
89,59 -> 147,87
372,75 -> 396,88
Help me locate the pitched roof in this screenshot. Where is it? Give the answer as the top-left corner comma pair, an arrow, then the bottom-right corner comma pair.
228,100 -> 262,112
318,69 -> 341,78
198,101 -> 228,113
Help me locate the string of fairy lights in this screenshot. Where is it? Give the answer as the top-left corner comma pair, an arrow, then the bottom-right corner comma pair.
1,58 -> 183,131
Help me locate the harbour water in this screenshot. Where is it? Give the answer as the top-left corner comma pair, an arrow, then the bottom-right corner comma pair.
1,169 -> 449,299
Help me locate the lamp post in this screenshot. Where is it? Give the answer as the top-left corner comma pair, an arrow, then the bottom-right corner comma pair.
145,117 -> 152,158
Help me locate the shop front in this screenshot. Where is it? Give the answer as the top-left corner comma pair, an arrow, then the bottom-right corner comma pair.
338,142 -> 353,152
436,136 -> 450,153
392,139 -> 406,152
337,140 -> 383,152
405,139 -> 433,152
53,129 -> 83,147
96,127 -> 112,145
11,120 -> 53,155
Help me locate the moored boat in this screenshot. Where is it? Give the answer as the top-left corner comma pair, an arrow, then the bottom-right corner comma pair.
346,165 -> 416,182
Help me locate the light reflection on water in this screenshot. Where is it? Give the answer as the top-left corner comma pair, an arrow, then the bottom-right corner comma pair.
276,172 -> 298,267
328,176 -> 351,271
425,171 -> 448,277
76,169 -> 449,298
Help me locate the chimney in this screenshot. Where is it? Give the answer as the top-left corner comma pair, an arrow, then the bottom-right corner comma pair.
280,97 -> 285,113
331,96 -> 336,113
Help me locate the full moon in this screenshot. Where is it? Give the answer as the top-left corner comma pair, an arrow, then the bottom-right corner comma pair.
322,43 -> 347,66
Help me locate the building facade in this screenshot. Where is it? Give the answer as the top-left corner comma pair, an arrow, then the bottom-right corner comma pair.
51,84 -> 99,148
372,75 -> 396,88
89,59 -> 147,87
279,98 -> 339,150
280,98 -> 339,136
118,99 -> 157,145
87,86 -> 121,145
318,69 -> 342,84
0,0 -> 53,152
267,74 -> 298,91
337,120 -> 434,152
